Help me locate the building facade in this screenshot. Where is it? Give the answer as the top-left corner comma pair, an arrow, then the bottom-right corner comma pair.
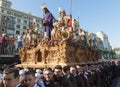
96,31 -> 112,51
96,31 -> 113,59
115,50 -> 120,58
0,0 -> 43,37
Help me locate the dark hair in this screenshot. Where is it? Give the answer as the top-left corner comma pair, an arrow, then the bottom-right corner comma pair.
54,65 -> 62,70
3,68 -> 19,78
43,7 -> 50,13
24,70 -> 35,77
63,66 -> 70,72
44,67 -> 53,72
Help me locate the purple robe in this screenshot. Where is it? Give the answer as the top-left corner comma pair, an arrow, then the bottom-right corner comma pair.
42,13 -> 53,40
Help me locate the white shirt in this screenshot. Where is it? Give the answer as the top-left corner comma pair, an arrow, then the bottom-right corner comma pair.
16,83 -> 21,87
0,74 -> 3,79
36,80 -> 45,87
33,83 -> 39,87
17,35 -> 22,42
34,82 -> 45,87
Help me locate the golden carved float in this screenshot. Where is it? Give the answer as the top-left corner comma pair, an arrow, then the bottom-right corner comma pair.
16,7 -> 99,68
16,40 -> 99,68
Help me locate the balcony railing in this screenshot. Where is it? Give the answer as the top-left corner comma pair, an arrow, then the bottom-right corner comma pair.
0,39 -> 15,56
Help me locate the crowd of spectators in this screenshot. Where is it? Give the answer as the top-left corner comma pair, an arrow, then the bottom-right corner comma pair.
0,60 -> 120,87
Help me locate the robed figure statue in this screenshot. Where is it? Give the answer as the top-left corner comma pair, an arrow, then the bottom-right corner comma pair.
41,4 -> 54,41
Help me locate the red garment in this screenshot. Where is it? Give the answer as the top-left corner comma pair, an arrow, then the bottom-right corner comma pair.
67,19 -> 73,32
67,19 -> 72,27
1,37 -> 6,43
0,38 -> 2,43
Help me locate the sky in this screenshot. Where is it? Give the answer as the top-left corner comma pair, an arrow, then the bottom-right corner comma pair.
9,0 -> 120,48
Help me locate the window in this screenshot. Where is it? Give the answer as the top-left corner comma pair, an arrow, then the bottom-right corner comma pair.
2,22 -> 6,26
8,23 -> 14,28
36,19 -> 40,22
2,15 -> 7,20
7,11 -> 11,14
23,15 -> 27,19
29,18 -> 33,21
39,24 -> 42,28
7,30 -> 14,34
16,14 -> 22,18
1,28 -> 5,32
8,16 -> 15,22
4,16 -> 6,18
14,13 -> 17,16
17,19 -> 21,23
23,20 -> 27,24
23,26 -> 27,29
29,22 -> 33,25
3,3 -> 10,8
2,10 -> 4,13
16,25 -> 21,28
1,10 -> 7,14
11,13 -> 14,16
16,31 -> 20,34
37,24 -> 39,27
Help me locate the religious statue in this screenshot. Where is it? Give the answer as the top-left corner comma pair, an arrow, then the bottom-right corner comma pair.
41,4 -> 54,41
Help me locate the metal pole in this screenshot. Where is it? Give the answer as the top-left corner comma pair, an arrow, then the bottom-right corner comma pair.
78,16 -> 79,23
70,0 -> 73,31
70,0 -> 72,15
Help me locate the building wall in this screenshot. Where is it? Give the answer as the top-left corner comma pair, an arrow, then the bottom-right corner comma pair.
96,31 -> 112,51
0,0 -> 43,37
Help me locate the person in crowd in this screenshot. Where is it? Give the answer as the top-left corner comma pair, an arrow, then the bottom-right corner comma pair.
1,33 -> 8,54
2,68 -> 21,87
77,64 -> 91,87
17,33 -> 23,51
0,67 -> 3,87
62,66 -> 77,87
70,65 -> 85,87
24,70 -> 45,87
7,34 -> 16,55
19,69 -> 27,87
76,65 -> 86,87
43,67 -> 60,87
53,65 -> 73,87
35,69 -> 45,87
